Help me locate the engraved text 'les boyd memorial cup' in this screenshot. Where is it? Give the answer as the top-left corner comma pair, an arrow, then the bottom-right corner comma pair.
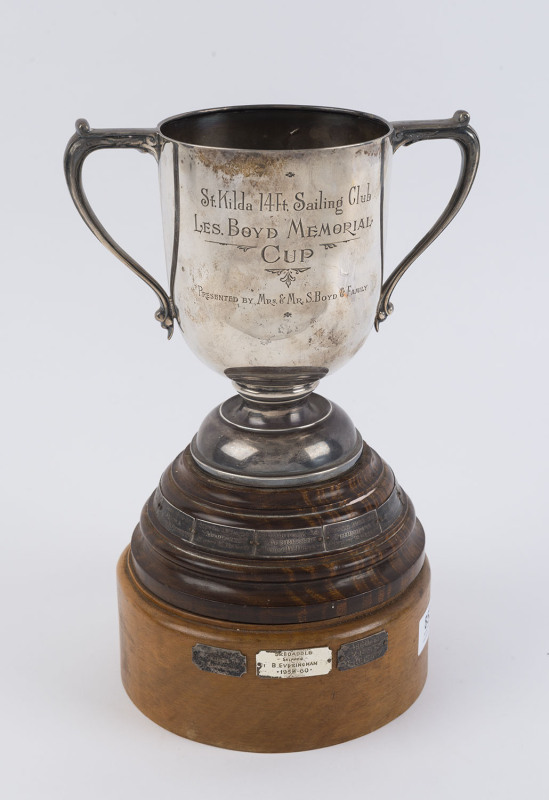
65,106 -> 479,752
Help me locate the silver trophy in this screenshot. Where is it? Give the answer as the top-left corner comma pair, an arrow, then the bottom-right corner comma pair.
65,106 -> 479,489
65,105 -> 479,752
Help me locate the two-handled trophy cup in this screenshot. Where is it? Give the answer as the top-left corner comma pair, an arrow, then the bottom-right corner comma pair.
65,106 -> 479,751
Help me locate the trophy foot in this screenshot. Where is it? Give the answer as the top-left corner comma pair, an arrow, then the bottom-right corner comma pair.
191,367 -> 363,486
117,441 -> 430,750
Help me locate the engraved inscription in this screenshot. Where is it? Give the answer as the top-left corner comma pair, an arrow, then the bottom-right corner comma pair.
190,176 -> 375,299
256,647 -> 332,678
337,632 -> 388,671
152,484 -> 405,558
255,527 -> 323,557
190,283 -> 370,306
192,644 -> 247,677
194,519 -> 255,556
324,508 -> 379,550
167,141 -> 386,373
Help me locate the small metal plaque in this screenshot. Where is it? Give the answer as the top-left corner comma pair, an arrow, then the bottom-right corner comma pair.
255,528 -> 323,557
377,485 -> 405,528
153,490 -> 195,540
193,519 -> 255,556
152,484 -> 407,558
192,644 -> 247,677
337,631 -> 388,671
256,647 -> 332,678
324,509 -> 379,550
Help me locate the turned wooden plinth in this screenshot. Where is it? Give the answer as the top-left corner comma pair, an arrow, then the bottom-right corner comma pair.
117,441 -> 430,752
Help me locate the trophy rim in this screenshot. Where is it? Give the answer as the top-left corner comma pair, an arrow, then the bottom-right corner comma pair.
157,104 -> 394,153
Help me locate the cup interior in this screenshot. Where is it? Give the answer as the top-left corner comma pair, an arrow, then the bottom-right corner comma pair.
159,106 -> 389,150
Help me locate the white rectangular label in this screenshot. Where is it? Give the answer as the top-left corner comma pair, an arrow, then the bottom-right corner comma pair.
256,647 -> 332,678
418,604 -> 431,655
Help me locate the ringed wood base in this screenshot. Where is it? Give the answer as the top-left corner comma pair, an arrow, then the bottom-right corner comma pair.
118,551 -> 429,752
117,441 -> 430,752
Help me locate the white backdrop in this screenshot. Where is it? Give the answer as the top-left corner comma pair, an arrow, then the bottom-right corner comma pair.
2,1 -> 548,798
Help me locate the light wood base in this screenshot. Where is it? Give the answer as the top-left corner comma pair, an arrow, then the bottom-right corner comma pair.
117,547 -> 430,752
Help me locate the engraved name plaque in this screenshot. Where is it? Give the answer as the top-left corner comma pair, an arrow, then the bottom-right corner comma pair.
256,647 -> 332,678
337,631 -> 388,671
192,643 -> 247,677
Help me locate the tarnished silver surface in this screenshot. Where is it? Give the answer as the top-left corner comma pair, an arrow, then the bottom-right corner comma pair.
190,393 -> 363,487
64,106 -> 480,485
337,632 -> 388,671
376,110 -> 480,328
192,644 -> 247,677
63,120 -> 175,337
159,108 -> 390,377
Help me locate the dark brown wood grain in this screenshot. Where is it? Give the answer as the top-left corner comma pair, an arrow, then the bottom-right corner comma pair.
129,443 -> 425,624
164,442 -> 389,523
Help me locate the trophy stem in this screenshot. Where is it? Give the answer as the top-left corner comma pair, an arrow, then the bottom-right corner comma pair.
230,378 -> 321,404
226,365 -> 329,403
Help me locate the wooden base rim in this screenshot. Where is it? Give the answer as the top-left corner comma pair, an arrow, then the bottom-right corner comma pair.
117,547 -> 430,753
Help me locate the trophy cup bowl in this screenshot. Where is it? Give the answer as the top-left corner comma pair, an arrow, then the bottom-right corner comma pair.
65,105 -> 479,751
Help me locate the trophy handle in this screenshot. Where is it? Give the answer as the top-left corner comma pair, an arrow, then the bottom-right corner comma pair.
375,110 -> 480,329
64,119 -> 175,338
